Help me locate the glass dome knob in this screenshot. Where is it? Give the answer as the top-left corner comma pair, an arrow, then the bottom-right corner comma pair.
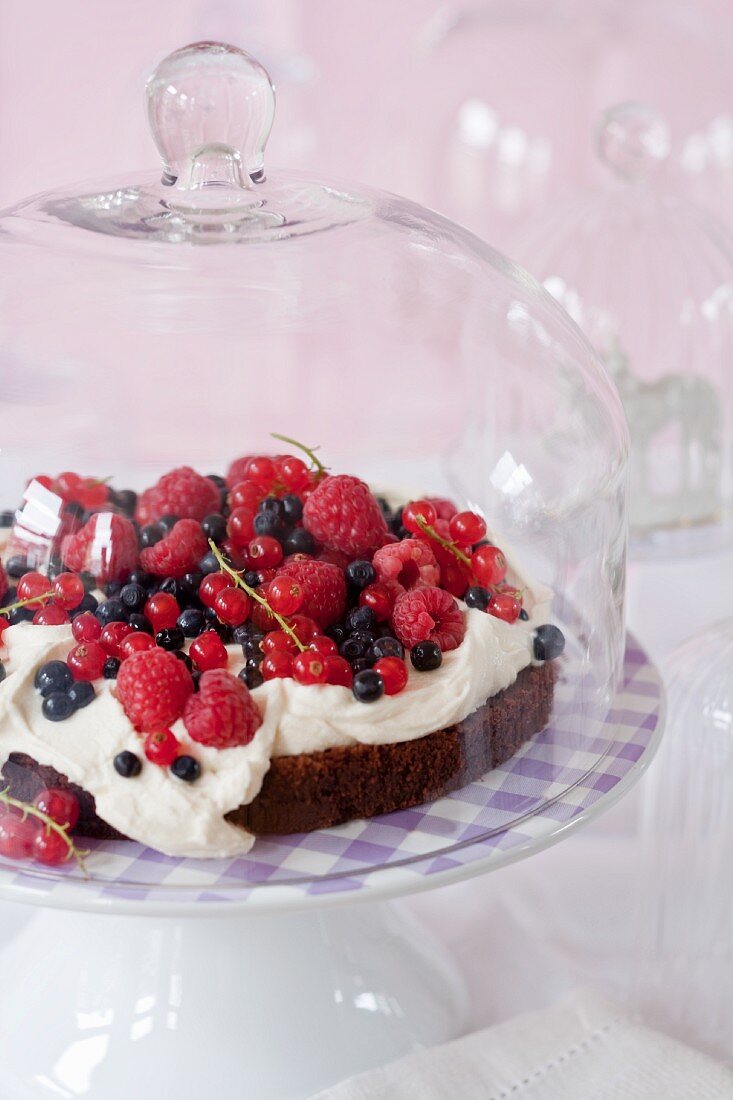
595,103 -> 671,183
145,41 -> 276,194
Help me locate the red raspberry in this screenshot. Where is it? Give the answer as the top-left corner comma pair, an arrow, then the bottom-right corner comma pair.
391,587 -> 466,652
183,669 -> 261,748
61,512 -> 139,584
116,648 -> 194,731
135,466 -> 220,525
139,519 -> 208,578
277,559 -> 346,629
302,475 -> 388,560
372,538 -> 439,591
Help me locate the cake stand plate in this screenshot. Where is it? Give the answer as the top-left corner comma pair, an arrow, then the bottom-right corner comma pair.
0,634 -> 663,1099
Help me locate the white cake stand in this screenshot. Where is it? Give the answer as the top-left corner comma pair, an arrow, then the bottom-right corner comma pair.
0,634 -> 663,1099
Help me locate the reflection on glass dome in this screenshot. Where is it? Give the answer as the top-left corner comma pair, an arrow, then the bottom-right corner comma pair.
513,103 -> 733,554
0,43 -> 627,866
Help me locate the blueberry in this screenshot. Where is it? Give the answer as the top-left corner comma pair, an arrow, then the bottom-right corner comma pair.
42,692 -> 75,722
352,669 -> 384,703
158,515 -> 178,533
128,613 -> 153,634
232,623 -> 253,646
178,608 -> 206,638
281,494 -> 303,524
172,650 -> 194,673
120,583 -> 146,612
376,496 -> 392,517
0,510 -> 14,527
140,524 -> 163,548
345,560 -> 376,590
519,608 -> 529,621
9,606 -> 35,625
533,624 -> 565,662
68,681 -> 95,709
346,606 -> 376,632
171,755 -> 201,783
180,572 -> 203,599
192,670 -> 202,692
6,555 -> 29,578
0,661 -> 6,684
352,656 -> 375,673
46,556 -> 65,581
114,750 -> 142,778
95,598 -> 129,626
111,489 -> 137,516
207,474 -> 227,492
240,663 -> 264,689
208,619 -> 232,644
283,528 -> 315,556
76,592 -> 99,614
244,636 -> 265,659
103,657 -> 121,679
198,551 -> 220,575
79,572 -> 97,593
253,511 -> 285,538
201,513 -> 227,543
1,587 -> 17,607
326,623 -> 347,646
156,626 -> 185,651
464,586 -> 491,611
370,636 -> 404,660
410,641 -> 442,672
105,581 -> 123,599
243,570 -> 261,588
340,637 -> 367,661
129,569 -> 154,590
157,577 -> 180,600
258,497 -> 284,518
34,660 -> 73,697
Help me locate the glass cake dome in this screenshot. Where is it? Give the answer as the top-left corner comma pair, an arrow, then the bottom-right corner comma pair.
0,42 -> 628,744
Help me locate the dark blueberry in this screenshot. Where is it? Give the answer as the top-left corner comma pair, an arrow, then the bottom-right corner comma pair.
350,629 -> 376,648
326,623 -> 347,646
171,755 -> 201,783
192,670 -> 202,692
258,497 -> 284,518
105,580 -> 123,599
244,636 -> 265,659
208,619 -> 232,643
6,555 -> 29,578
103,657 -> 121,679
68,680 -> 95,709
172,650 -> 194,673
64,501 -> 84,521
120,583 -> 146,613
76,592 -> 99,614
9,606 -> 35,625
95,598 -> 129,626
0,661 -> 5,684
371,636 -> 404,660
0,510 -> 14,527
180,572 -> 203,599
157,577 -> 180,600
114,750 -> 142,778
201,513 -> 227,543
232,623 -> 253,646
352,656 -> 375,673
128,613 -> 154,634
158,515 -> 179,533
519,608 -> 529,621
178,608 -> 206,638
129,569 -> 154,590
283,528 -> 315,556
376,496 -> 392,517
410,641 -> 442,672
140,524 -> 163,548
352,669 -> 384,703
345,560 -> 376,590
340,637 -> 367,661
240,663 -> 264,689
42,692 -> 75,722
243,570 -> 261,588
1,586 -> 17,607
533,624 -> 565,662
346,606 -> 376,633
156,626 -> 185,651
79,572 -> 97,593
281,494 -> 304,524
198,551 -> 220,575
46,556 -> 65,581
253,511 -> 286,538
111,488 -> 137,516
464,586 -> 491,611
207,474 -> 227,491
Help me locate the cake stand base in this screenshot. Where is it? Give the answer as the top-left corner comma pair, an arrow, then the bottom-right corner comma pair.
0,899 -> 468,1099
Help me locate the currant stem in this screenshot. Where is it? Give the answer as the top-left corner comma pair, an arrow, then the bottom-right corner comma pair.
414,516 -> 472,567
270,432 -> 328,478
208,541 -> 307,652
0,788 -> 90,877
0,590 -> 54,618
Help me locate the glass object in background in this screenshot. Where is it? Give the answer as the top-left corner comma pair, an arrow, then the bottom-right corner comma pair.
637,619 -> 733,1064
513,103 -> 733,556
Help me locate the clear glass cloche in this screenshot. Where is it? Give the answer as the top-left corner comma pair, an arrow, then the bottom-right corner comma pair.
0,41 -> 627,746
514,102 -> 733,555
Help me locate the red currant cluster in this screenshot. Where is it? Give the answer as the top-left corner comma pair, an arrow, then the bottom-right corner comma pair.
32,471 -> 110,511
0,570 -> 86,639
0,787 -> 84,868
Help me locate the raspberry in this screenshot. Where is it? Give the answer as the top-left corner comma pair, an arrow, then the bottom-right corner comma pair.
277,559 -> 346,629
372,538 -> 439,591
62,512 -> 139,584
135,466 -> 221,525
116,648 -> 194,731
183,669 -> 261,748
140,519 -> 208,578
302,475 -> 388,560
391,587 -> 466,652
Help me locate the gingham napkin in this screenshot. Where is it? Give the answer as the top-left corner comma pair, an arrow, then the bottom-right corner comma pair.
311,990 -> 733,1099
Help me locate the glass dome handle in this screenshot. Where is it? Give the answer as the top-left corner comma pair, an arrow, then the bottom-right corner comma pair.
145,42 -> 275,193
595,102 -> 670,183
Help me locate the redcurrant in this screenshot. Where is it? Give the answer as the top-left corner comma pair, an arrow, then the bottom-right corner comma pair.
52,572 -> 85,610
262,630 -> 298,654
33,828 -> 71,866
471,545 -> 507,587
309,635 -> 338,657
292,651 -> 329,685
67,641 -> 107,681
489,593 -> 521,624
189,631 -> 228,671
198,572 -> 231,608
144,729 -> 180,766
17,571 -> 51,608
72,611 -> 102,643
34,788 -> 79,829
359,583 -> 393,622
267,577 -> 304,616
33,605 -> 69,626
373,656 -> 409,695
120,633 -> 156,659
227,506 -> 257,548
448,511 -> 487,546
214,587 -> 251,626
324,655 -> 354,687
144,593 -> 180,632
262,651 -> 294,680
0,814 -> 39,859
247,536 -> 283,570
246,456 -> 276,489
100,621 -> 134,657
402,500 -> 437,535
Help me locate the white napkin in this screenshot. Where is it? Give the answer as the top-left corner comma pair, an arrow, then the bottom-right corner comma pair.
311,990 -> 733,1100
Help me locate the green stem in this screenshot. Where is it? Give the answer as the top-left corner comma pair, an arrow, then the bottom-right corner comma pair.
0,788 -> 90,876
0,590 -> 54,618
270,433 -> 328,478
207,541 -> 307,652
415,516 -> 472,567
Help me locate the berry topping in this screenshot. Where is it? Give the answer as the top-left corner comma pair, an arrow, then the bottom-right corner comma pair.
410,640 -> 443,672
140,518 -> 208,578
170,755 -> 201,783
372,538 -> 440,591
114,750 -> 142,777
135,466 -> 221,525
276,559 -> 346,629
533,624 -> 565,662
116,648 -> 194,731
183,669 -> 261,748
391,587 -> 465,652
189,630 -> 229,671
302,475 -> 388,559
144,728 -> 180,766
352,669 -> 384,703
62,512 -> 139,584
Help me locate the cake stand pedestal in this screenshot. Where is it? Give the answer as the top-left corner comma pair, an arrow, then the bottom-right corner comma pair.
0,634 -> 663,1099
